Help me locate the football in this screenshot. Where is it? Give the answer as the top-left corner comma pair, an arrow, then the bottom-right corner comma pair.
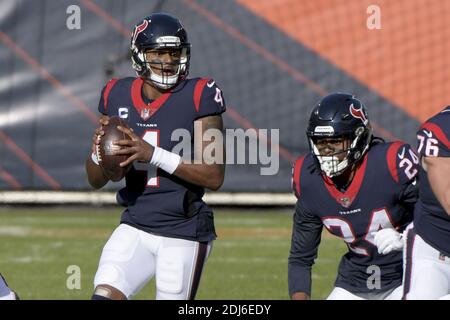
98,116 -> 132,182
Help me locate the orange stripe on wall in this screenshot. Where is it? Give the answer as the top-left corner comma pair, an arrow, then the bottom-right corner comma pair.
237,0 -> 450,122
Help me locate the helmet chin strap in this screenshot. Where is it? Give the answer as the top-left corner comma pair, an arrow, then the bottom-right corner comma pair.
148,71 -> 179,90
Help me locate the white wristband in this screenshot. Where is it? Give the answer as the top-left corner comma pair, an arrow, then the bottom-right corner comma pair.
91,152 -> 99,166
150,146 -> 181,174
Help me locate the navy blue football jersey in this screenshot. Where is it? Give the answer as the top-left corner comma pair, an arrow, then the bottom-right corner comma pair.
97,77 -> 226,242
414,106 -> 450,256
288,141 -> 419,296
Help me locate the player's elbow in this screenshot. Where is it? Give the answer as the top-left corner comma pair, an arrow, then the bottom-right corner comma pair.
208,181 -> 222,191
206,166 -> 224,191
207,176 -> 224,191
291,292 -> 310,300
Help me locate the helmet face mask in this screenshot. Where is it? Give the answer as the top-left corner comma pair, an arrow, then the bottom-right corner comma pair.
142,47 -> 188,89
309,132 -> 366,177
130,13 -> 191,90
306,93 -> 372,178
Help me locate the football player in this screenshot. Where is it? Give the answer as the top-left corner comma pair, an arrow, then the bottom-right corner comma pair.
0,273 -> 18,300
86,13 -> 226,300
288,93 -> 418,300
402,106 -> 450,299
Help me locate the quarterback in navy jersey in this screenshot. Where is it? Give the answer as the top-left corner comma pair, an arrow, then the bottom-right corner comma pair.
403,106 -> 450,299
85,13 -> 226,300
288,93 -> 419,300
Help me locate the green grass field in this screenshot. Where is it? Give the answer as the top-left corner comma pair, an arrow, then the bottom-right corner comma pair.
0,207 -> 346,300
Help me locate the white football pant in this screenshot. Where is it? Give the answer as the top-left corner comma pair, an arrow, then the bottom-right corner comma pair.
327,286 -> 402,300
94,223 -> 212,299
0,274 -> 15,300
403,226 -> 450,299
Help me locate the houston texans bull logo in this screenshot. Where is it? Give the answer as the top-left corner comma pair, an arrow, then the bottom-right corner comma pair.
349,103 -> 368,125
132,19 -> 149,44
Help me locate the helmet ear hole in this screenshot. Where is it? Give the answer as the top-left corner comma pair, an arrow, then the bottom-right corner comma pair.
354,127 -> 364,136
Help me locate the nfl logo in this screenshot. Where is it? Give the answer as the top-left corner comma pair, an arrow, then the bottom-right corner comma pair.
341,197 -> 351,208
141,108 -> 150,120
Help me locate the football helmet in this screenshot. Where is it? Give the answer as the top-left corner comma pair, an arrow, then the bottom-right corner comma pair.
130,13 -> 191,90
306,93 -> 372,177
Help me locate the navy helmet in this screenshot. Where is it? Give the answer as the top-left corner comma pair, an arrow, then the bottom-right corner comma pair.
306,93 -> 372,177
130,13 -> 191,89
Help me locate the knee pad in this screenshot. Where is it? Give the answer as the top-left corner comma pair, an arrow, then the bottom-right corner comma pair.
94,264 -> 123,286
156,258 -> 184,295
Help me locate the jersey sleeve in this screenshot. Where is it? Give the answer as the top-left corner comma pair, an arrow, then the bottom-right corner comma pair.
398,179 -> 419,223
97,78 -> 118,115
291,156 -> 306,199
387,142 -> 420,185
288,201 -> 323,297
193,78 -> 226,119
417,121 -> 450,158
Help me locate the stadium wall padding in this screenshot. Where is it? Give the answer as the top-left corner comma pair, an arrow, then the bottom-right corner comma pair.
1,0 -> 441,191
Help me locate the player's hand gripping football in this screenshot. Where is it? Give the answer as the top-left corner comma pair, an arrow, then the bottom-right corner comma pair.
113,126 -> 155,167
91,115 -> 110,162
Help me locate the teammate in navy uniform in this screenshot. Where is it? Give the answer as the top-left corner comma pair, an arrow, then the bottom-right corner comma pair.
85,13 -> 226,300
403,106 -> 450,299
288,93 -> 419,300
0,273 -> 18,300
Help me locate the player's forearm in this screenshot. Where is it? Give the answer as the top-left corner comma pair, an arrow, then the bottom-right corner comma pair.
85,157 -> 109,189
288,258 -> 313,300
173,163 -> 225,191
425,156 -> 450,215
291,292 -> 310,300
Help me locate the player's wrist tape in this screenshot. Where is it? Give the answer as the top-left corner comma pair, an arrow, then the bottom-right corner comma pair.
91,152 -> 99,166
150,146 -> 181,174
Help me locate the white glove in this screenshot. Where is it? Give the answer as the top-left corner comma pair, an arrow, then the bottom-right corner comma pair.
373,228 -> 403,255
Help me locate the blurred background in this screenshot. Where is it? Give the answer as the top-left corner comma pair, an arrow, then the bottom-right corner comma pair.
1,0 -> 448,192
0,0 -> 448,299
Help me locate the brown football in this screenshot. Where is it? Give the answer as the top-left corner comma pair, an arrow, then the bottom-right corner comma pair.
98,116 -> 132,182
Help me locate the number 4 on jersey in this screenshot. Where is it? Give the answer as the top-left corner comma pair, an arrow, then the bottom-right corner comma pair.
214,88 -> 223,107
207,79 -> 224,107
